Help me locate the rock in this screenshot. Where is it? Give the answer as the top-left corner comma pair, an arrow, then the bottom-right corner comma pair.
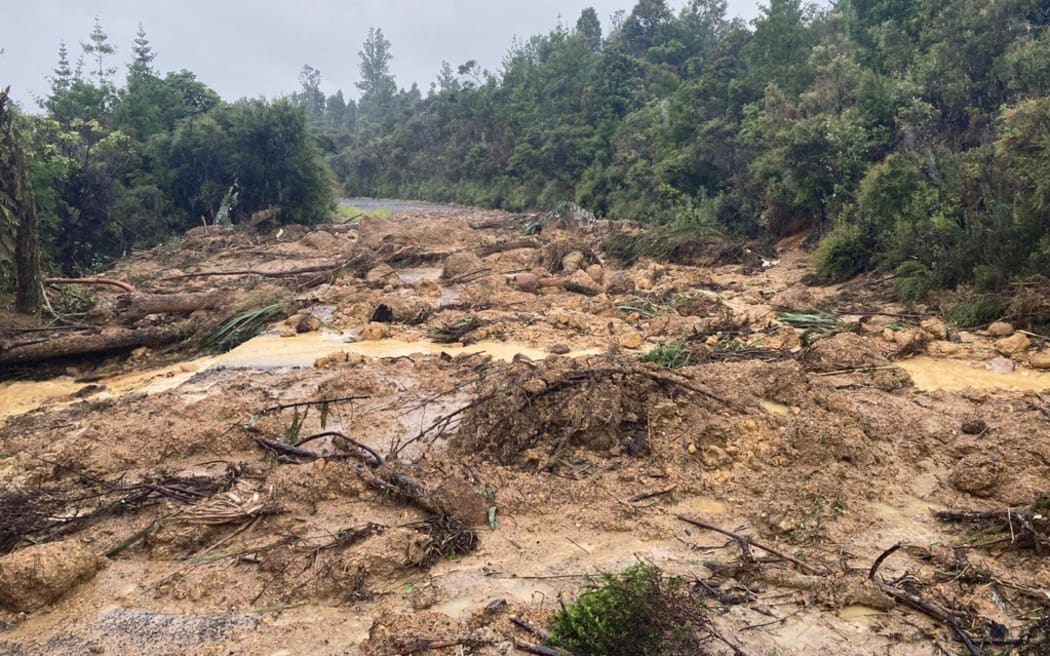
295,314 -> 322,333
429,478 -> 490,527
961,419 -> 988,435
567,269 -> 599,293
986,356 -> 1015,374
373,294 -> 431,324
585,264 -> 605,285
801,332 -> 890,372
441,251 -> 484,280
365,263 -> 397,286
926,340 -> 961,356
987,321 -> 1015,337
957,331 -> 979,343
0,540 -> 101,612
619,330 -> 644,350
949,454 -> 1002,497
300,230 -> 342,251
995,332 -> 1031,356
561,250 -> 586,274
920,318 -> 948,340
547,343 -> 571,355
893,328 -> 928,352
359,322 -> 390,341
512,272 -> 540,293
1029,349 -> 1050,370
604,270 -> 635,295
881,328 -> 896,343
769,285 -> 816,312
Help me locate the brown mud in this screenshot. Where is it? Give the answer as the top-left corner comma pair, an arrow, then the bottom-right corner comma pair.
1,208 -> 1049,655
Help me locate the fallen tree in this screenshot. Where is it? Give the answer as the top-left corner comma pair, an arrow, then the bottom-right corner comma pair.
0,321 -> 195,365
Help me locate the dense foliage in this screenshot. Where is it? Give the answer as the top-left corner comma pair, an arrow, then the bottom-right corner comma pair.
297,0 -> 1050,292
12,20 -> 335,276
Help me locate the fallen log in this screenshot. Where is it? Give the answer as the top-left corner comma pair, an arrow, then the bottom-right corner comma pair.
117,291 -> 225,321
0,321 -> 195,364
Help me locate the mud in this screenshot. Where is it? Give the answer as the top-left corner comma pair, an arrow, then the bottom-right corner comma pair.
1,207 -> 1049,655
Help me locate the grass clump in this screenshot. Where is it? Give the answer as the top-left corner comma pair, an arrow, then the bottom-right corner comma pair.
549,563 -> 710,656
639,340 -> 691,369
201,302 -> 287,353
336,204 -> 392,223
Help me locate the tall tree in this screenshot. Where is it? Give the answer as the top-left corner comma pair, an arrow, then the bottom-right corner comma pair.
129,23 -> 156,77
0,87 -> 42,314
356,28 -> 397,127
81,16 -> 116,86
576,7 -> 603,51
297,64 -> 325,118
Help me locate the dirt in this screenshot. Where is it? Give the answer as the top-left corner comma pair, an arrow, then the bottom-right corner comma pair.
1,208 -> 1049,655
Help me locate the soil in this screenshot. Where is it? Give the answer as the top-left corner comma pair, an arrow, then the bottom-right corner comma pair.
1,208 -> 1049,655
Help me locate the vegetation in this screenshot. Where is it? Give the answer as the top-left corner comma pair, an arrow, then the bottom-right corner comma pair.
4,0 -> 1050,302
548,563 -> 710,656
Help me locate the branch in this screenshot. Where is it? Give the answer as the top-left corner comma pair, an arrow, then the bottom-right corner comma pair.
45,277 -> 138,293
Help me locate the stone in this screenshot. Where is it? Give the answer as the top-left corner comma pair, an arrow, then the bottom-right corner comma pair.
547,343 -> 571,355
894,328 -> 928,351
295,314 -> 322,333
961,419 -> 988,435
0,540 -> 101,612
987,321 -> 1015,337
359,322 -> 390,341
1029,349 -> 1050,370
365,263 -> 397,286
512,272 -> 540,293
619,330 -> 644,349
995,332 -> 1031,356
567,269 -> 599,293
561,250 -> 586,274
585,264 -> 605,285
920,318 -> 948,340
441,251 -> 484,280
926,340 -> 961,356
604,270 -> 635,295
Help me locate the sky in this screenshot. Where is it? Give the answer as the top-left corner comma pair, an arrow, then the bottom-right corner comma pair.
1,1 -> 764,110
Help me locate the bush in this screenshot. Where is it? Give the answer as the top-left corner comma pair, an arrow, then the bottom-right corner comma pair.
946,295 -> 1007,328
813,223 -> 872,283
549,563 -> 710,656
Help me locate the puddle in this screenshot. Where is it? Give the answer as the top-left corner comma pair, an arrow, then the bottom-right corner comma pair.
898,356 -> 1050,392
0,333 -> 602,420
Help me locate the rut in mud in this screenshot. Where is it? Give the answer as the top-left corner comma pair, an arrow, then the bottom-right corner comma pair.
1,207 -> 1050,655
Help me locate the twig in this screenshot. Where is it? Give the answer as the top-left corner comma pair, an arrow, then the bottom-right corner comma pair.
627,484 -> 677,503
868,542 -> 902,580
741,607 -> 804,631
258,395 -> 369,416
677,516 -> 824,575
295,431 -> 384,467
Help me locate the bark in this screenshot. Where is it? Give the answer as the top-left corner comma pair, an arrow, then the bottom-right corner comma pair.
117,291 -> 225,321
0,321 -> 196,365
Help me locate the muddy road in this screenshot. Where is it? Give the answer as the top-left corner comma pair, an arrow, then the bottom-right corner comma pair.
1,208 -> 1049,655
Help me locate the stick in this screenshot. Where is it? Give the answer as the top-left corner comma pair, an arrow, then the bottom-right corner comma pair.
868,542 -> 902,580
295,431 -> 384,467
510,616 -> 550,641
45,277 -> 138,293
259,395 -> 369,415
677,516 -> 824,575
162,260 -> 350,281
512,639 -> 564,656
627,484 -> 678,503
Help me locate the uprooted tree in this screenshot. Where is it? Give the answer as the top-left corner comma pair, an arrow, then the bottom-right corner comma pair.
0,85 -> 42,314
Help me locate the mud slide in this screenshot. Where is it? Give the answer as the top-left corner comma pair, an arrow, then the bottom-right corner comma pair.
1,207 -> 1049,655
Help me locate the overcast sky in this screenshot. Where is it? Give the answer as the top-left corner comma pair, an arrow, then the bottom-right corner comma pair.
2,1 -> 764,109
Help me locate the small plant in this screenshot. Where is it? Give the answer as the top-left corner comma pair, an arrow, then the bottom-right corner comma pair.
549,563 -> 710,656
201,303 -> 286,353
813,223 -> 871,283
946,295 -> 1007,328
639,340 -> 691,369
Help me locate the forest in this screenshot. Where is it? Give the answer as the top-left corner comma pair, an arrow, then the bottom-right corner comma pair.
3,0 -> 1050,309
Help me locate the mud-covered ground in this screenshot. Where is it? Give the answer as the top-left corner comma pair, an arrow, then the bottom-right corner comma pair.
2,208 -> 1050,655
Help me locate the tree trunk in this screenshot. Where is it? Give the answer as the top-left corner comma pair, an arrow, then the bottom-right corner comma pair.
0,321 -> 196,365
117,291 -> 225,321
0,86 -> 43,314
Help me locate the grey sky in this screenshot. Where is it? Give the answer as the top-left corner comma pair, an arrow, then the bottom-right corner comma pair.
2,1 -> 764,109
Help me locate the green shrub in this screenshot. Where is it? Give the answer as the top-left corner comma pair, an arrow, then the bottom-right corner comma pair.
894,261 -> 933,304
813,223 -> 871,283
639,340 -> 691,369
549,563 -> 709,656
946,295 -> 1007,328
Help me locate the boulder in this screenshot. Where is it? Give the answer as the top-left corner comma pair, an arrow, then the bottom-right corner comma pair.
920,318 -> 948,340
995,332 -> 1031,356
1030,349 -> 1050,370
0,540 -> 101,612
987,321 -> 1015,337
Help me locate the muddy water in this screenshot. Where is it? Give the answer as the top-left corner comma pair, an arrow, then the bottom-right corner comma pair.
0,333 -> 602,420
898,356 -> 1050,392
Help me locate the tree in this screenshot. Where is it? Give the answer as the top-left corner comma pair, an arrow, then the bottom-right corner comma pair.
81,17 -> 116,86
0,87 -> 42,313
296,64 -> 326,118
50,41 -> 74,93
129,23 -> 155,77
357,28 -> 395,96
576,7 -> 603,51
